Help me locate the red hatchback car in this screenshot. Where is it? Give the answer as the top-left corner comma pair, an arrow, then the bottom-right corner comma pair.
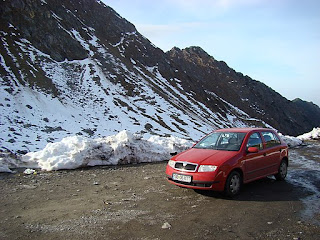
166,128 -> 288,197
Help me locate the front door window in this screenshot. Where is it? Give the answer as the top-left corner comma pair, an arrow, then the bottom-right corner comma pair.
246,132 -> 263,150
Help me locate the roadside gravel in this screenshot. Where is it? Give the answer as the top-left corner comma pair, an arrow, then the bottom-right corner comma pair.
1,146 -> 320,239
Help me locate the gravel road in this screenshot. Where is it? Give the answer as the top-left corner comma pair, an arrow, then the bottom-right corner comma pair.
1,142 -> 320,240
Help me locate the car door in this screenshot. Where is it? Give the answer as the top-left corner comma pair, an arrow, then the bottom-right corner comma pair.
261,131 -> 282,174
242,132 -> 267,181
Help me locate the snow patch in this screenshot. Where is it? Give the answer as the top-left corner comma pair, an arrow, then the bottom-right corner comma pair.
297,127 -> 320,140
280,134 -> 303,148
279,128 -> 320,148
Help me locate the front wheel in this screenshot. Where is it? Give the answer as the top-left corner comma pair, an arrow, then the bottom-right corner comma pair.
224,171 -> 242,197
275,159 -> 288,181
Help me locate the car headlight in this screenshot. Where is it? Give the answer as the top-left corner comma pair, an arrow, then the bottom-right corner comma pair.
168,160 -> 176,168
198,165 -> 217,172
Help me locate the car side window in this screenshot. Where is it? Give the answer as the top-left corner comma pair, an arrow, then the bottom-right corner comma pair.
246,133 -> 263,150
262,131 -> 281,148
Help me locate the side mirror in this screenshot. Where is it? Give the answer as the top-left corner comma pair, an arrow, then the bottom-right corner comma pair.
247,147 -> 259,153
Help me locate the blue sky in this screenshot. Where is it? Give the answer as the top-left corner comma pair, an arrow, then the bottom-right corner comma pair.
104,0 -> 320,106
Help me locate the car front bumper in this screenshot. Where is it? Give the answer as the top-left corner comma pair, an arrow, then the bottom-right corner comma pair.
166,165 -> 226,191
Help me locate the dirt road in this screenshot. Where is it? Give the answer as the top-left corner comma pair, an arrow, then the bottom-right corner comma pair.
1,145 -> 320,239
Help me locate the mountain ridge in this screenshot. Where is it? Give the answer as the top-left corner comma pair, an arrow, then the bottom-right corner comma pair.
0,0 -> 319,154
165,46 -> 318,135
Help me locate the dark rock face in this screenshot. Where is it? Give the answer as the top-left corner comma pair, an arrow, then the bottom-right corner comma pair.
1,0 -> 87,61
0,0 -> 319,143
292,99 -> 320,129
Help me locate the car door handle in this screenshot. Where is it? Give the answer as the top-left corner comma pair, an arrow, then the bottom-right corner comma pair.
263,153 -> 267,156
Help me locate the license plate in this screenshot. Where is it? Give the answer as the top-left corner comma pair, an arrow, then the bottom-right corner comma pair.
172,173 -> 192,183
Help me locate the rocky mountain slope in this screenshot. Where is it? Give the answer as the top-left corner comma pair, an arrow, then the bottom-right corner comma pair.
0,0 -> 319,154
166,47 -> 319,135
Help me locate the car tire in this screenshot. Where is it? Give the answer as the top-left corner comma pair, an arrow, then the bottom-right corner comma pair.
275,159 -> 287,181
224,171 -> 242,197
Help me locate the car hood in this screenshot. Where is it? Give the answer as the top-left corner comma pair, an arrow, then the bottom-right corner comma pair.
172,148 -> 239,165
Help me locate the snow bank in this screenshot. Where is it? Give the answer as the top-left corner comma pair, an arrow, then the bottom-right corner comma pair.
297,127 -> 320,141
0,153 -> 21,173
2,128 -> 319,173
2,130 -> 192,172
279,127 -> 320,147
280,134 -> 303,148
0,164 -> 14,173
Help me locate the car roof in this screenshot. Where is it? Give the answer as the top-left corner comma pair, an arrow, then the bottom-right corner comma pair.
214,128 -> 275,133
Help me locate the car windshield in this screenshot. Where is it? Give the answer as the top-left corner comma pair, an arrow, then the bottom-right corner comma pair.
193,132 -> 246,151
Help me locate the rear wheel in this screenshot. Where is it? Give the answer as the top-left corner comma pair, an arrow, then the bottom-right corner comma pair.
224,171 -> 242,197
275,159 -> 287,181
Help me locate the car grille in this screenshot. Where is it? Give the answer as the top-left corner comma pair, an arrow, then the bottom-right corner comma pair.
173,162 -> 198,172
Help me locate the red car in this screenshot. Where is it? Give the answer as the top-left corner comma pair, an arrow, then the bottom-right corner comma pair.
166,128 -> 288,197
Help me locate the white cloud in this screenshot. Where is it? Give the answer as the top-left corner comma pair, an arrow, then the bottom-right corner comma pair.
137,22 -> 204,36
135,22 -> 208,51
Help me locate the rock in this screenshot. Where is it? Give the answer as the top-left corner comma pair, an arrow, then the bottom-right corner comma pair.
23,169 -> 37,175
161,222 -> 171,229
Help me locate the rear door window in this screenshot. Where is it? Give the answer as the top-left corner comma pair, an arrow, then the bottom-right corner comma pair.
262,131 -> 281,148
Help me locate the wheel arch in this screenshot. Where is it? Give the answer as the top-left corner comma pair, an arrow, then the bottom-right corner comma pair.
228,167 -> 244,183
223,168 -> 243,197
282,156 -> 289,167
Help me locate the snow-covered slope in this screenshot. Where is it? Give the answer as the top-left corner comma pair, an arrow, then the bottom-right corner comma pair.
0,0 -> 271,154
0,31 -> 267,153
